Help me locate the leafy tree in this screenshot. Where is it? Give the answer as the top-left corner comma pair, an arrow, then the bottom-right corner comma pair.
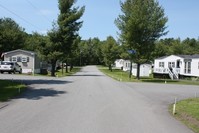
182,38 -> 199,54
77,38 -> 103,65
115,0 -> 168,79
0,17 -> 26,57
101,36 -> 120,71
24,32 -> 46,51
33,24 -> 63,76
47,24 -> 63,76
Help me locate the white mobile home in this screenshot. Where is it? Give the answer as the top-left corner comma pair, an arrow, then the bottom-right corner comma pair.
114,59 -> 124,69
115,59 -> 152,77
153,55 -> 199,79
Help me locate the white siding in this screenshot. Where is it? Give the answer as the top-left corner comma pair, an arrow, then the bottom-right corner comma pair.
115,59 -> 124,68
182,59 -> 199,77
154,55 -> 199,77
132,64 -> 152,77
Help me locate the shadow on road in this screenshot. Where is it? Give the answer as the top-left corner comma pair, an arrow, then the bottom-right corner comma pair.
14,79 -> 73,85
71,74 -> 104,77
18,88 -> 67,100
10,79 -> 71,100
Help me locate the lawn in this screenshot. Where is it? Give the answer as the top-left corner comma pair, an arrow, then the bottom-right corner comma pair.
0,80 -> 26,102
98,66 -> 199,85
99,66 -> 135,82
170,98 -> 199,133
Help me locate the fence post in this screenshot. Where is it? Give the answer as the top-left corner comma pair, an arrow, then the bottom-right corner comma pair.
173,97 -> 177,115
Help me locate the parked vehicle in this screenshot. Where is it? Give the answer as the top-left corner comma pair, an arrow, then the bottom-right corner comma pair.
0,61 -> 22,74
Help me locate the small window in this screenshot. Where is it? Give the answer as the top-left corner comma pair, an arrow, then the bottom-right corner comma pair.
159,62 -> 164,68
22,57 -> 27,62
12,56 -> 17,62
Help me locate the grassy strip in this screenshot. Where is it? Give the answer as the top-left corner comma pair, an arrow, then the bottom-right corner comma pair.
99,66 -> 136,82
98,66 -> 199,85
0,80 -> 26,102
169,98 -> 199,133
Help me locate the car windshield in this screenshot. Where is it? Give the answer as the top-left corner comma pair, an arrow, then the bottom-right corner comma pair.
1,62 -> 14,65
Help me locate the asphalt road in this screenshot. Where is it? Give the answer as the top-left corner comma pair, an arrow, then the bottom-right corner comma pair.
0,66 -> 198,133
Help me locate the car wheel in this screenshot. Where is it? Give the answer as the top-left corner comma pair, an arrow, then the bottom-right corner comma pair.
0,71 -> 3,74
13,69 -> 16,74
19,69 -> 22,74
8,72 -> 11,74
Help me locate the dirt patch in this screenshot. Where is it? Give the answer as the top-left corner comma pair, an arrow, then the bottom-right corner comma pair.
178,112 -> 199,131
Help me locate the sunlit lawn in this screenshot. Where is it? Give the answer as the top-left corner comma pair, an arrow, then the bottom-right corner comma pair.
169,98 -> 199,133
0,80 -> 26,102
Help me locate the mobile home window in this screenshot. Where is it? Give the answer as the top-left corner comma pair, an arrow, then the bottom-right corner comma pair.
184,62 -> 191,74
22,57 -> 27,62
159,62 -> 164,67
168,62 -> 175,68
12,56 -> 17,62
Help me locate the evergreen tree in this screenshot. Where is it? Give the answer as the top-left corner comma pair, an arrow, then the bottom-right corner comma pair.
58,0 -> 85,64
115,0 -> 168,79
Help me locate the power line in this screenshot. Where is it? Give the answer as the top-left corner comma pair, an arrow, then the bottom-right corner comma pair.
25,0 -> 53,23
0,3 -> 42,31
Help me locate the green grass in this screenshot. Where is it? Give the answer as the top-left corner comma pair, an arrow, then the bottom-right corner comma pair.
0,80 -> 26,102
169,98 -> 199,133
98,66 -> 199,85
99,66 -> 136,82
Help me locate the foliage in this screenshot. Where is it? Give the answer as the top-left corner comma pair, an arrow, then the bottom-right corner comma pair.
152,38 -> 199,59
0,17 -> 27,57
58,0 -> 85,62
115,0 -> 168,79
24,32 -> 46,51
78,38 -> 103,65
101,36 -> 121,71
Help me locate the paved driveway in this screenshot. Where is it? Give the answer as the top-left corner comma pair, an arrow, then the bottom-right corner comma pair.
0,66 -> 198,133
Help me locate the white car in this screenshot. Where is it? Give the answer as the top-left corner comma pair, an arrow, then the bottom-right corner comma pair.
0,61 -> 22,74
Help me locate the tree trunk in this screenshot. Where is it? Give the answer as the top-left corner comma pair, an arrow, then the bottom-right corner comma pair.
61,62 -> 64,76
51,60 -> 57,77
129,61 -> 133,79
108,64 -> 112,72
70,63 -> 73,72
65,61 -> 68,73
136,63 -> 140,80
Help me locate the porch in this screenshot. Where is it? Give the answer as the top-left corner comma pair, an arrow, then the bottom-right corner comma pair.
153,68 -> 181,80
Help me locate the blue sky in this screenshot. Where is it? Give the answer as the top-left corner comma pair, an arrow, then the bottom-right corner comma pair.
0,0 -> 199,41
